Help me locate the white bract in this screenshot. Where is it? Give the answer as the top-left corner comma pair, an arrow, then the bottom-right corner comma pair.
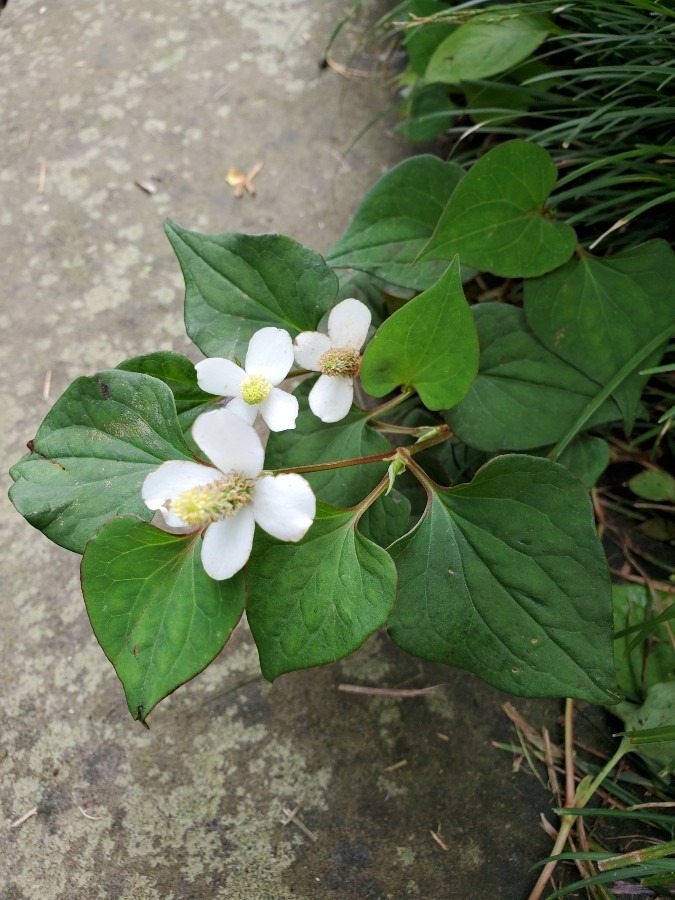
195,326 -> 298,432
293,298 -> 371,423
142,408 -> 316,580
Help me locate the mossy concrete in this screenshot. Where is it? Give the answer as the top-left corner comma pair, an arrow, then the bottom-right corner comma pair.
1,1 -> 558,897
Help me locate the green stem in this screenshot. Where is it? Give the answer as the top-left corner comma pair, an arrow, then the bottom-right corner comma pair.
548,324 -> 675,463
269,449 -> 395,477
363,389 -> 414,420
269,425 -> 453,477
369,421 -> 430,435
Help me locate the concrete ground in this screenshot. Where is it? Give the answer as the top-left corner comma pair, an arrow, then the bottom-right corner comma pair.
1,1 -> 560,897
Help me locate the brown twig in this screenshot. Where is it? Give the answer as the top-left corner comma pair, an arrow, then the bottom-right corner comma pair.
338,683 -> 444,697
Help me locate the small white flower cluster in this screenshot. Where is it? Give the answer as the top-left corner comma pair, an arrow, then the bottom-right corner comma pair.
142,298 -> 371,580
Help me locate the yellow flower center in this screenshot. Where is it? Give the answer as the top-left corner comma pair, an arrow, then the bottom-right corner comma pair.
169,473 -> 255,526
240,373 -> 272,405
317,347 -> 361,378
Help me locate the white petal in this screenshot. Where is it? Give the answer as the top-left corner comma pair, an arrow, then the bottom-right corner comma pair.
327,298 -> 371,350
195,357 -> 245,398
259,388 -> 299,432
226,396 -> 258,425
245,327 -> 294,385
200,507 -> 255,580
252,474 -> 316,542
293,331 -> 333,370
142,460 -> 216,526
192,408 -> 263,478
308,374 -> 354,423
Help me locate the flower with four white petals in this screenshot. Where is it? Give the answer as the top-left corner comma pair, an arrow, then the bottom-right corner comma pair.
196,326 -> 298,432
293,298 -> 371,423
142,408 -> 316,580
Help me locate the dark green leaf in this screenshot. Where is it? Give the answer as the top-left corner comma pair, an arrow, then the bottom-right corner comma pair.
423,140 -> 577,277
326,156 -> 465,293
445,304 -> 620,451
557,435 -> 610,489
524,240 -> 675,428
9,370 -> 195,553
166,221 -> 338,360
116,351 -> 219,436
264,380 -> 391,506
388,454 -> 618,702
361,259 -> 478,410
426,14 -> 552,84
395,84 -> 455,142
358,489 -> 412,548
247,504 -> 397,680
81,517 -> 245,722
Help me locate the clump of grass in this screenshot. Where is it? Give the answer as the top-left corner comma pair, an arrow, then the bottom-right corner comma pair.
386,0 -> 675,249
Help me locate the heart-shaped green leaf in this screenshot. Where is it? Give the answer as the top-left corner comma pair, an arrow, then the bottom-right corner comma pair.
388,455 -> 618,703
444,303 -> 621,451
524,240 -> 675,429
81,517 -> 245,723
426,14 -> 552,84
423,140 -> 577,277
9,370 -> 195,553
326,156 -> 465,293
264,380 -> 391,506
360,258 -> 478,409
247,505 -> 397,680
166,221 -> 338,360
117,351 -> 219,436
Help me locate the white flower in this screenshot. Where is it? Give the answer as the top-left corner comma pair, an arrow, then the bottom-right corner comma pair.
195,327 -> 298,432
142,408 -> 316,580
293,298 -> 371,423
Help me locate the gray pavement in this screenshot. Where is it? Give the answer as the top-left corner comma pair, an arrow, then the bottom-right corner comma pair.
1,1 -> 558,897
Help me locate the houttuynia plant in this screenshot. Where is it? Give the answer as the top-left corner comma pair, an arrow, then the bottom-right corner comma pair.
13,139 -> 673,725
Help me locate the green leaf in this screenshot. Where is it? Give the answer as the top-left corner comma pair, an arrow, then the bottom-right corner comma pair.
395,84 -> 455,142
557,435 -> 610,489
629,469 -> 675,503
360,259 -> 478,409
388,455 -> 618,702
613,584 -> 675,703
358,489 -> 412,549
326,156 -> 465,293
614,682 -> 675,776
247,505 -> 397,680
445,304 -> 620,451
264,380 -> 391,506
404,0 -> 455,77
423,140 -> 577,277
9,370 -> 195,553
524,240 -> 675,428
166,221 -> 338,360
116,351 -> 219,436
426,14 -> 552,84
81,517 -> 245,723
